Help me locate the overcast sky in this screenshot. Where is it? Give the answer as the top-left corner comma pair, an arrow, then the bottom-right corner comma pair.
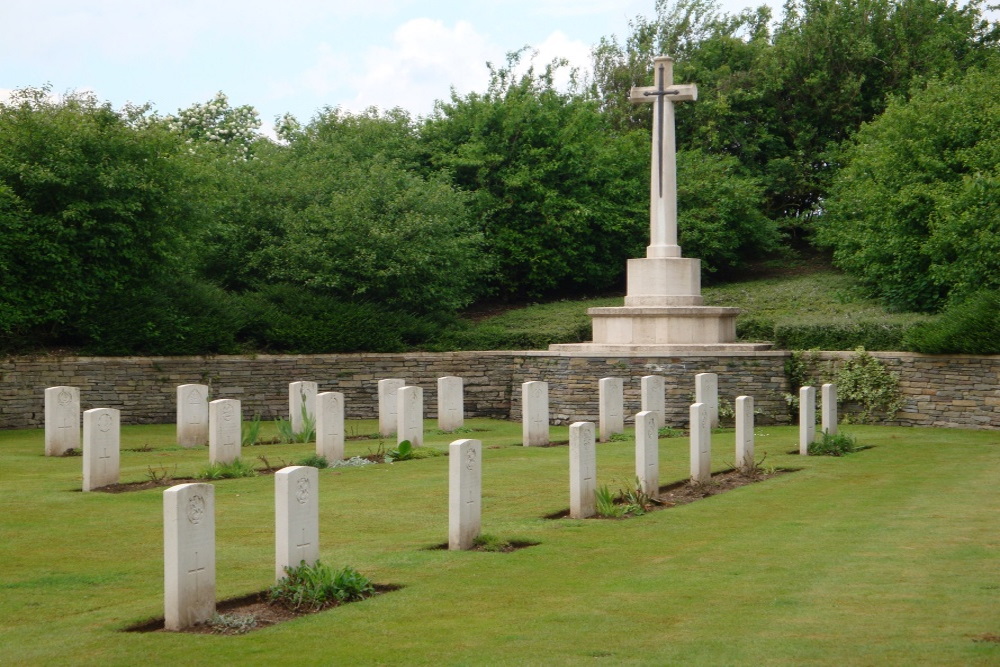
2,0 -> 779,132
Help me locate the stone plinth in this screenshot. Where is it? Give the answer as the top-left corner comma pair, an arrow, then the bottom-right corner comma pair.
624,257 -> 702,306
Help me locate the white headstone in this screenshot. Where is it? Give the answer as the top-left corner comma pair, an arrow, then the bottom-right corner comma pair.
378,378 -> 405,437
735,395 -> 754,471
635,410 -> 659,497
799,386 -> 816,455
822,383 -> 838,436
640,375 -> 666,429
176,384 -> 209,448
569,421 -> 597,519
289,381 -> 318,434
315,391 -> 345,462
209,399 -> 241,465
163,482 -> 215,631
44,386 -> 79,456
522,381 -> 549,447
695,372 -> 719,428
397,386 -> 423,447
275,466 -> 320,581
690,402 -> 711,483
437,376 -> 464,432
599,377 -> 625,442
82,407 -> 119,491
449,438 -> 482,550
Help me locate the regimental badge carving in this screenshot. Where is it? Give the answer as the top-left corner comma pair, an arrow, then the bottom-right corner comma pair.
466,447 -> 477,471
97,412 -> 112,432
295,477 -> 310,504
187,494 -> 206,524
58,389 -> 72,406
222,402 -> 234,422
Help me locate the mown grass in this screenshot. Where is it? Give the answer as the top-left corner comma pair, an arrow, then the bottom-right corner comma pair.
434,269 -> 932,351
0,420 -> 997,664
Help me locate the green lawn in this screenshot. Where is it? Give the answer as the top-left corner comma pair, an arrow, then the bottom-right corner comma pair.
1,420 -> 997,665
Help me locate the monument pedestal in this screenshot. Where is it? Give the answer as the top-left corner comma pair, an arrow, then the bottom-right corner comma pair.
550,257 -> 771,356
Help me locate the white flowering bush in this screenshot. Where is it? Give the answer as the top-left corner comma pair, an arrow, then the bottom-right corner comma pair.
165,92 -> 261,159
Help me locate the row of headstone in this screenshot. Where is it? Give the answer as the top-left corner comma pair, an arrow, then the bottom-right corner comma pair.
799,383 -> 838,454
520,373 -> 720,447
163,383 -> 811,626
164,464 -> 322,630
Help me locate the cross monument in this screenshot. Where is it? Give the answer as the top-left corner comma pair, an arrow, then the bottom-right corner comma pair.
629,55 -> 697,259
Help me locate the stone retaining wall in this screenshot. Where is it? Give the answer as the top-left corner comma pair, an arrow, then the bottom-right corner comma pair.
1,350 -> 997,430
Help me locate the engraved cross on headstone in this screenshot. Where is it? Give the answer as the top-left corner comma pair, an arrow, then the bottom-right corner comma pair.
582,433 -> 595,484
189,550 -> 207,599
295,526 -> 311,562
629,55 -> 697,259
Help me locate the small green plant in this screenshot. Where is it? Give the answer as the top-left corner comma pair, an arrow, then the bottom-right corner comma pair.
595,484 -> 626,518
242,413 -> 263,446
198,458 -> 259,480
734,452 -> 774,476
207,612 -> 258,635
296,454 -> 329,469
607,432 -> 630,442
268,561 -> 375,612
145,465 -> 176,483
658,426 -> 684,438
619,482 -> 651,516
472,534 -> 513,552
594,478 -> 657,518
275,391 -> 316,443
809,431 -> 860,456
385,440 -> 415,462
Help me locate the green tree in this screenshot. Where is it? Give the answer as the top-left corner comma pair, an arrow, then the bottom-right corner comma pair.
591,0 -> 998,237
0,87 -> 213,351
421,52 -> 649,299
817,61 -> 1000,311
199,107 -> 483,317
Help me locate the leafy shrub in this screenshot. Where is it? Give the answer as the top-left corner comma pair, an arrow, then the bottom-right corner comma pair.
903,290 -> 1000,354
809,431 -> 859,456
198,458 -> 258,480
771,321 -> 908,351
268,561 -> 374,612
740,318 -> 910,351
237,284 -> 415,354
818,63 -> 1000,312
835,348 -> 903,424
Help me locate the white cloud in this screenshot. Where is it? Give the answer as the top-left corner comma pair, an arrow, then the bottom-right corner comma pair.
343,18 -> 502,116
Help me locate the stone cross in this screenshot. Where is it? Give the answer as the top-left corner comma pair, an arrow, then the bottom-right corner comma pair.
630,55 -> 697,259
